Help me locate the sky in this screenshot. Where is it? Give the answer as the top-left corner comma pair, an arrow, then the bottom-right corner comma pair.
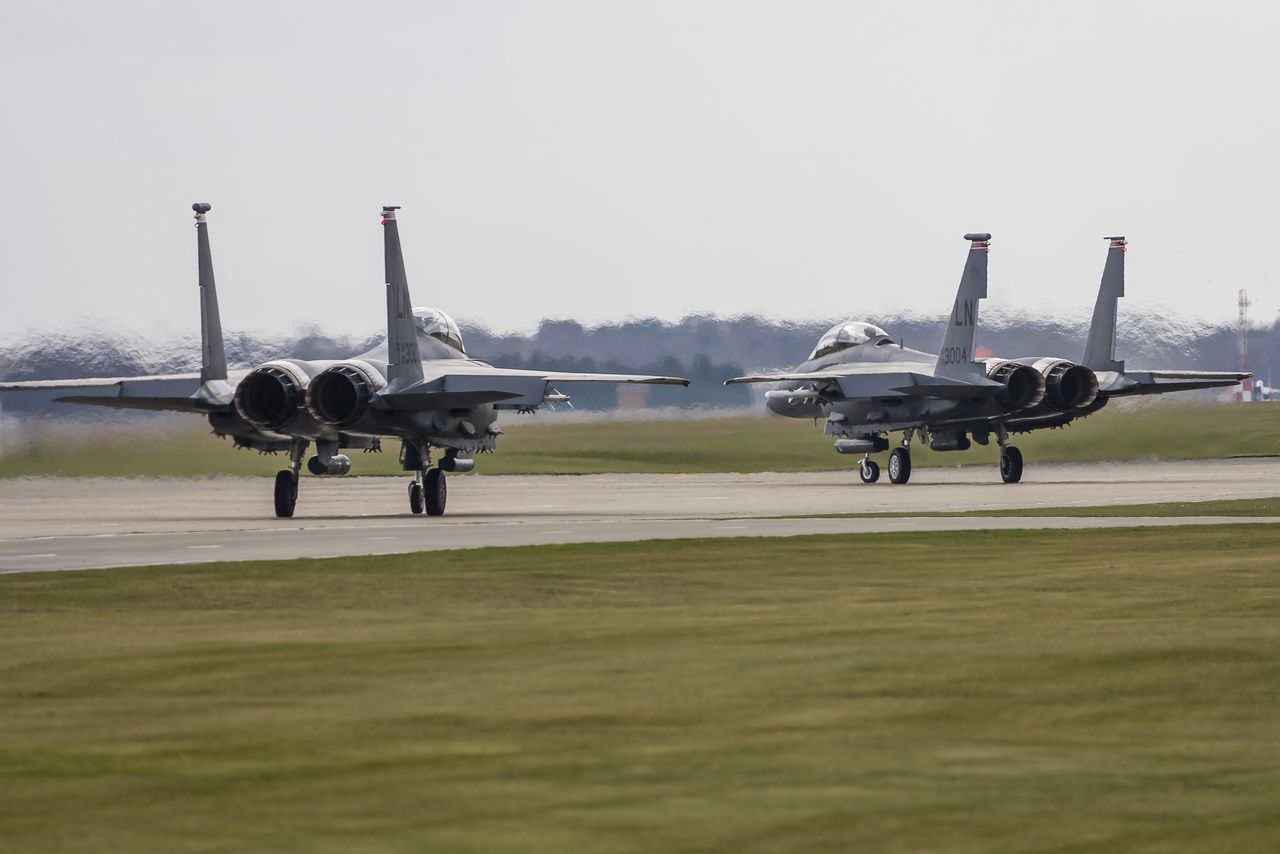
1,1 -> 1278,340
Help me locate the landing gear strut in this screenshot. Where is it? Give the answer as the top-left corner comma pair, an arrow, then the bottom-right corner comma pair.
997,424 -> 1023,484
274,438 -> 307,518
859,455 -> 880,484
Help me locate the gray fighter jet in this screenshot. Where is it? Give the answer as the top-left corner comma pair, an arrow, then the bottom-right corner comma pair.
726,234 -> 1249,485
1,203 -> 688,516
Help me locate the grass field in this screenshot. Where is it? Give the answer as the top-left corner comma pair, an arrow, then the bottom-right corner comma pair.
768,496 -> 1280,520
1,401 -> 1278,478
3,526 -> 1280,852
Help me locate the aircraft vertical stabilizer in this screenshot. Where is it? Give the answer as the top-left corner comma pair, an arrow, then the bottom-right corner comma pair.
935,233 -> 990,380
382,206 -> 424,390
1082,236 -> 1126,373
193,203 -> 228,384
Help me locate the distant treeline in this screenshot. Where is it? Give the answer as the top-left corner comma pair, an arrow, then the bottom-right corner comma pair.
1,312 -> 1271,414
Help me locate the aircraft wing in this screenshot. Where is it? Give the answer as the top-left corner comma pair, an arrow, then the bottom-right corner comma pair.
0,373 -> 240,413
537,371 -> 689,386
725,372 -> 850,385
1100,369 -> 1252,397
726,370 -> 1000,400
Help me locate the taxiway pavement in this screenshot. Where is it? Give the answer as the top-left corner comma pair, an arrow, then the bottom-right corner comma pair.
1,459 -> 1277,573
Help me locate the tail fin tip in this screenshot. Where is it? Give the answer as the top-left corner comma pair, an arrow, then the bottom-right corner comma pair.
382,205 -> 424,388
193,202 -> 227,384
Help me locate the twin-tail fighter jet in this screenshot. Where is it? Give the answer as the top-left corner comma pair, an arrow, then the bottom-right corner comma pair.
0,204 -> 688,516
726,234 -> 1250,485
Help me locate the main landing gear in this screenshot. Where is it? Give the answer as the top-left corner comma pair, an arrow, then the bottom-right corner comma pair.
857,433 -> 913,485
887,446 -> 912,485
404,441 -> 448,517
408,467 -> 447,516
273,439 -> 307,518
997,424 -> 1023,484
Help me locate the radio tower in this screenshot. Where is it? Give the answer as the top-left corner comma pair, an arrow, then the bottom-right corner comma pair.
1237,289 -> 1252,402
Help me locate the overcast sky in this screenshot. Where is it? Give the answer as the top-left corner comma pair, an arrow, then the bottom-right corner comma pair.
2,1 -> 1277,341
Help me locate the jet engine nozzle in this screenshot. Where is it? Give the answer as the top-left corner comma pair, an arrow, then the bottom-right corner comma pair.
986,361 -> 1046,412
1043,361 -> 1099,411
235,364 -> 307,432
306,362 -> 385,428
306,454 -> 351,476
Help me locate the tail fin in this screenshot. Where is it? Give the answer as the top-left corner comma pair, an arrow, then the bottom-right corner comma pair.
935,233 -> 990,379
193,203 -> 228,383
1081,236 -> 1126,373
381,206 -> 424,389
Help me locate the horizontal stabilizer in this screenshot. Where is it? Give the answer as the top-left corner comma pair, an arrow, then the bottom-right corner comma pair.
55,394 -> 215,413
0,372 -> 202,391
1101,369 -> 1251,397
1145,369 -> 1253,381
3,373 -> 238,413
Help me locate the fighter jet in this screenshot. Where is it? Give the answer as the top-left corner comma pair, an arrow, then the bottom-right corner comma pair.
1,203 -> 688,517
725,234 -> 1249,485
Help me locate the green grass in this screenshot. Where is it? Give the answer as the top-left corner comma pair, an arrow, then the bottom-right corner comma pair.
0,401 -> 1278,477
3,526 -> 1280,852
767,495 -> 1280,520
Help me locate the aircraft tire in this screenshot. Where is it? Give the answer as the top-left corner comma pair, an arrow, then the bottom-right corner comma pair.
1000,446 -> 1024,484
425,468 -> 447,516
274,469 -> 298,518
409,481 -> 424,515
888,447 -> 912,485
859,460 -> 880,484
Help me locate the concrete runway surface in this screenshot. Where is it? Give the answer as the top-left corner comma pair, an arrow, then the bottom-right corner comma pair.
1,459 -> 1277,573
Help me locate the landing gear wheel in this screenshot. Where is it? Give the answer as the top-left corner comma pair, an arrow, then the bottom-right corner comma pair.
888,447 -> 912,485
1000,446 -> 1024,484
425,468 -> 447,516
274,470 -> 298,518
859,460 -> 880,484
408,481 -> 424,515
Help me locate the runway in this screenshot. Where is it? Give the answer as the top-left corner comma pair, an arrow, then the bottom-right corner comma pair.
1,458 -> 1277,573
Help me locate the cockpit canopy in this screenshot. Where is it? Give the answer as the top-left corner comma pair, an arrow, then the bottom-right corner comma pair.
413,307 -> 465,354
809,321 -> 891,360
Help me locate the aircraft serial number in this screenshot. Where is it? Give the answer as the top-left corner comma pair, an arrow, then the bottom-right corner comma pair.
940,346 -> 970,366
